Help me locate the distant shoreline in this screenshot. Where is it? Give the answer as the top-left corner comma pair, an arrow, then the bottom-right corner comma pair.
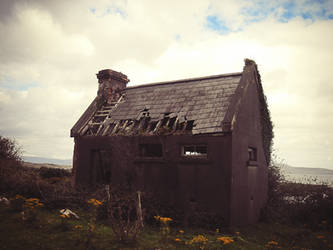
22,161 -> 72,170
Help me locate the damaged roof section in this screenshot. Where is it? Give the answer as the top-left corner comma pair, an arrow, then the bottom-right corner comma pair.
84,112 -> 195,136
72,72 -> 242,137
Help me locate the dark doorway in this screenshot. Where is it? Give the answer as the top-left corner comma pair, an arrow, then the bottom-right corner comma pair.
90,149 -> 112,184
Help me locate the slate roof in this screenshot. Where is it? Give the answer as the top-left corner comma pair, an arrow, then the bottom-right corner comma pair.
71,72 -> 243,137
113,73 -> 241,134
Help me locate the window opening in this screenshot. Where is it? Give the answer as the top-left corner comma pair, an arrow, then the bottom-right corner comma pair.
139,144 -> 163,157
182,145 -> 207,157
248,147 -> 257,161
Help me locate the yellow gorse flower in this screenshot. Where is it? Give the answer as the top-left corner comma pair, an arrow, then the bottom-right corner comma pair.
217,236 -> 234,245
60,214 -> 69,218
154,215 -> 172,224
26,198 -> 39,202
266,240 -> 279,246
23,197 -> 44,208
88,198 -> 102,207
188,235 -> 208,245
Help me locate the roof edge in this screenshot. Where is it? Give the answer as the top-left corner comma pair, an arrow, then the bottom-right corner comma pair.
126,72 -> 242,90
70,97 -> 98,137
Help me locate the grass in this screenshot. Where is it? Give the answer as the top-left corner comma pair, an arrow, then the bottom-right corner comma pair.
0,160 -> 332,249
0,203 -> 332,250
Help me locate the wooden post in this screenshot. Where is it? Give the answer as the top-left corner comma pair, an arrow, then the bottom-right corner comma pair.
137,191 -> 144,228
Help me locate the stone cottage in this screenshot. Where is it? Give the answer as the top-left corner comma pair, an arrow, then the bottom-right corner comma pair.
70,59 -> 273,226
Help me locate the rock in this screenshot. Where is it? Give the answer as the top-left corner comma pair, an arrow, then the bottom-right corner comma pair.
60,208 -> 80,219
0,196 -> 10,206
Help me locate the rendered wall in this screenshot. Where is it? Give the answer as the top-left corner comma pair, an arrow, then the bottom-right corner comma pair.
229,72 -> 268,226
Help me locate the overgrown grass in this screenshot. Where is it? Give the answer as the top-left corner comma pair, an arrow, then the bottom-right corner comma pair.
1,204 -> 332,249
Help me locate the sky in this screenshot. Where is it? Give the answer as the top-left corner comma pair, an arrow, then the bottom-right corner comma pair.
0,0 -> 332,169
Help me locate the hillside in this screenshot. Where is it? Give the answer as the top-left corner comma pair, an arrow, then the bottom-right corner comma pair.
282,165 -> 333,175
281,165 -> 333,184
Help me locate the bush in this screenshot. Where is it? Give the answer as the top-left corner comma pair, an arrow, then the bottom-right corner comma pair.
0,135 -> 22,162
0,162 -> 81,208
142,192 -> 184,227
142,192 -> 226,229
279,182 -> 333,228
39,167 -> 71,179
262,162 -> 333,230
103,185 -> 143,242
187,206 -> 226,229
0,163 -> 41,198
261,163 -> 286,221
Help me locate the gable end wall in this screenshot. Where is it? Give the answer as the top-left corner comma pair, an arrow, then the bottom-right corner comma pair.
229,67 -> 268,226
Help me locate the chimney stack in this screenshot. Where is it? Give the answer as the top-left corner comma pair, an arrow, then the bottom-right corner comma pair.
96,69 -> 129,104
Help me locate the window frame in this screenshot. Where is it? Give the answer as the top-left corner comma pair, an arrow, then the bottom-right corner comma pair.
248,147 -> 257,161
181,144 -> 208,158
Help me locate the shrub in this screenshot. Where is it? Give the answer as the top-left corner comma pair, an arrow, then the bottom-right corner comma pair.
142,192 -> 184,227
39,166 -> 71,179
279,182 -> 333,228
187,206 -> 227,229
142,192 -> 226,229
262,162 -> 333,230
261,163 -> 286,221
104,185 -> 143,242
0,135 -> 22,162
10,195 -> 26,211
0,162 -> 80,208
0,164 -> 41,198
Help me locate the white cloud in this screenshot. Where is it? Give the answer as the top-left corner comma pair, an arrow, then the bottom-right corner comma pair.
0,0 -> 332,169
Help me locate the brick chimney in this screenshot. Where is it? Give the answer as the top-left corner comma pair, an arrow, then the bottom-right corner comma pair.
96,69 -> 129,104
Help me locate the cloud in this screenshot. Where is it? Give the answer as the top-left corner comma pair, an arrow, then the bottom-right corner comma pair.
0,0 -> 332,169
0,6 -> 95,65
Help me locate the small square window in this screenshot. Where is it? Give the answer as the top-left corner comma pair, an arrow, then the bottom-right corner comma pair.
182,145 -> 207,157
248,147 -> 257,161
139,144 -> 163,157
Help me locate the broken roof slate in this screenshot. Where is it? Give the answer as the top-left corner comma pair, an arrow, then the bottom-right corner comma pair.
70,72 -> 243,137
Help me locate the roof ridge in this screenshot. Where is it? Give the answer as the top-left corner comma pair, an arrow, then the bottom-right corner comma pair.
126,72 -> 242,90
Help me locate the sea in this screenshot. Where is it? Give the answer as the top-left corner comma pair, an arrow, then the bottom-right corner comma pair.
284,173 -> 333,186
